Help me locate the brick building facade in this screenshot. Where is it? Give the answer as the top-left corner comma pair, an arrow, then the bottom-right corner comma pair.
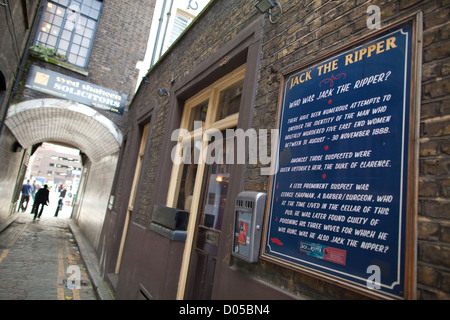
0,1 -> 42,218
0,0 -> 156,248
100,0 -> 450,300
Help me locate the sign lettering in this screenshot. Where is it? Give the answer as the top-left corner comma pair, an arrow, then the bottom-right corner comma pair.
25,65 -> 127,115
263,22 -> 415,298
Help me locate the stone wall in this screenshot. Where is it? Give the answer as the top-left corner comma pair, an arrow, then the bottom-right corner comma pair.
0,0 -> 39,219
75,153 -> 119,249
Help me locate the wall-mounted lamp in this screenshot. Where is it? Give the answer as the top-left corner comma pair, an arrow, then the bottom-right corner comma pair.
157,88 -> 170,97
255,0 -> 282,24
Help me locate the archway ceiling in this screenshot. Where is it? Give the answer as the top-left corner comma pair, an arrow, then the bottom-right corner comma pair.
5,99 -> 123,162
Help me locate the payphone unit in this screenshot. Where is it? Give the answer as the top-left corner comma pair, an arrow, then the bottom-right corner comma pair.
232,191 -> 267,263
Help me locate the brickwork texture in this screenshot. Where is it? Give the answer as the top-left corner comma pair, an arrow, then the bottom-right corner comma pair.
118,0 -> 449,299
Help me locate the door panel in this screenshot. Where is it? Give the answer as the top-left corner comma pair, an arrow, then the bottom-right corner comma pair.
189,140 -> 231,299
170,66 -> 246,299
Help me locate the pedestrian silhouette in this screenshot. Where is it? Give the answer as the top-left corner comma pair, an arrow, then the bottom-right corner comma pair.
54,185 -> 67,217
19,179 -> 34,212
32,184 -> 50,221
32,180 -> 39,200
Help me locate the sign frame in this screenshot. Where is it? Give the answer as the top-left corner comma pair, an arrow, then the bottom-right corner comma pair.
260,13 -> 422,300
25,65 -> 128,115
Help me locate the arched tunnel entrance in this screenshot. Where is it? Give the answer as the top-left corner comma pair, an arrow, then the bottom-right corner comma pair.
5,98 -> 122,162
3,98 -> 123,248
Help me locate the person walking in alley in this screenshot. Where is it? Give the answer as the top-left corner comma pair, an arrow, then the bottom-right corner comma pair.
32,184 -> 50,221
54,185 -> 67,217
19,180 -> 33,212
32,180 -> 39,200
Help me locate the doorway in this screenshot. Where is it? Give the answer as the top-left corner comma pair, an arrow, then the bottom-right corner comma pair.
190,133 -> 233,299
115,122 -> 150,274
166,65 -> 245,299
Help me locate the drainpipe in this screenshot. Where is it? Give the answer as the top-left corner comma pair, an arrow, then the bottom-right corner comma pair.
158,0 -> 174,59
150,0 -> 168,67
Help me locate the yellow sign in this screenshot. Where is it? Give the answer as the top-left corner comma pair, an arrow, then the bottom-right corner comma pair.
34,72 -> 50,86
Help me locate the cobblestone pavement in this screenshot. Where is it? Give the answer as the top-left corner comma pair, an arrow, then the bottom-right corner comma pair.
0,210 -> 98,300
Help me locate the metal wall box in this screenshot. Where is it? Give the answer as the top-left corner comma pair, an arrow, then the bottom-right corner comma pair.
149,205 -> 190,241
151,204 -> 189,230
232,191 -> 267,263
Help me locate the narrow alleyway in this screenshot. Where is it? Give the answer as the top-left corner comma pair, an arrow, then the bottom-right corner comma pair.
0,192 -> 98,300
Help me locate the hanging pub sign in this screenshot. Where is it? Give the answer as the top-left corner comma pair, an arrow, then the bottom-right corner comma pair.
25,65 -> 127,115
262,17 -> 421,299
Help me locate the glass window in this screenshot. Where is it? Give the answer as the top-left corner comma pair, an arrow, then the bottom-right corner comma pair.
34,0 -> 103,68
176,139 -> 201,211
216,79 -> 244,121
169,11 -> 193,46
198,134 -> 233,230
169,65 -> 246,216
188,101 -> 208,131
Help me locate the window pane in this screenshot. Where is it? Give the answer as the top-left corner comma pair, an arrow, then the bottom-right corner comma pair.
61,29 -> 71,40
68,53 -> 77,64
188,101 -> 208,131
53,15 -> 63,26
70,44 -> 80,54
81,37 -> 90,47
91,0 -> 101,10
75,26 -> 85,35
169,12 -> 192,45
199,134 -> 233,230
47,35 -> 57,47
81,4 -> 90,16
200,164 -> 230,230
76,56 -> 86,66
78,16 -> 87,27
47,2 -> 56,13
84,28 -> 93,38
216,79 -> 244,121
38,33 -> 48,44
64,20 -> 76,31
55,7 -> 65,17
176,140 -> 201,211
86,19 -> 95,29
89,8 -> 99,19
43,12 -> 54,24
50,25 -> 60,36
79,46 -> 88,57
40,22 -> 50,34
73,34 -> 81,44
58,39 -> 69,51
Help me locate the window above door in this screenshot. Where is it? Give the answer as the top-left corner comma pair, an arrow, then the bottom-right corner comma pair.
167,64 -> 246,212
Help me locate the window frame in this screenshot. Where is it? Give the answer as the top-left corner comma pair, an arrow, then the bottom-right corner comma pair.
166,65 -> 246,209
34,0 -> 103,69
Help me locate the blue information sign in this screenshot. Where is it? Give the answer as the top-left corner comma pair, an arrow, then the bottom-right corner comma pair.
263,22 -> 414,297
